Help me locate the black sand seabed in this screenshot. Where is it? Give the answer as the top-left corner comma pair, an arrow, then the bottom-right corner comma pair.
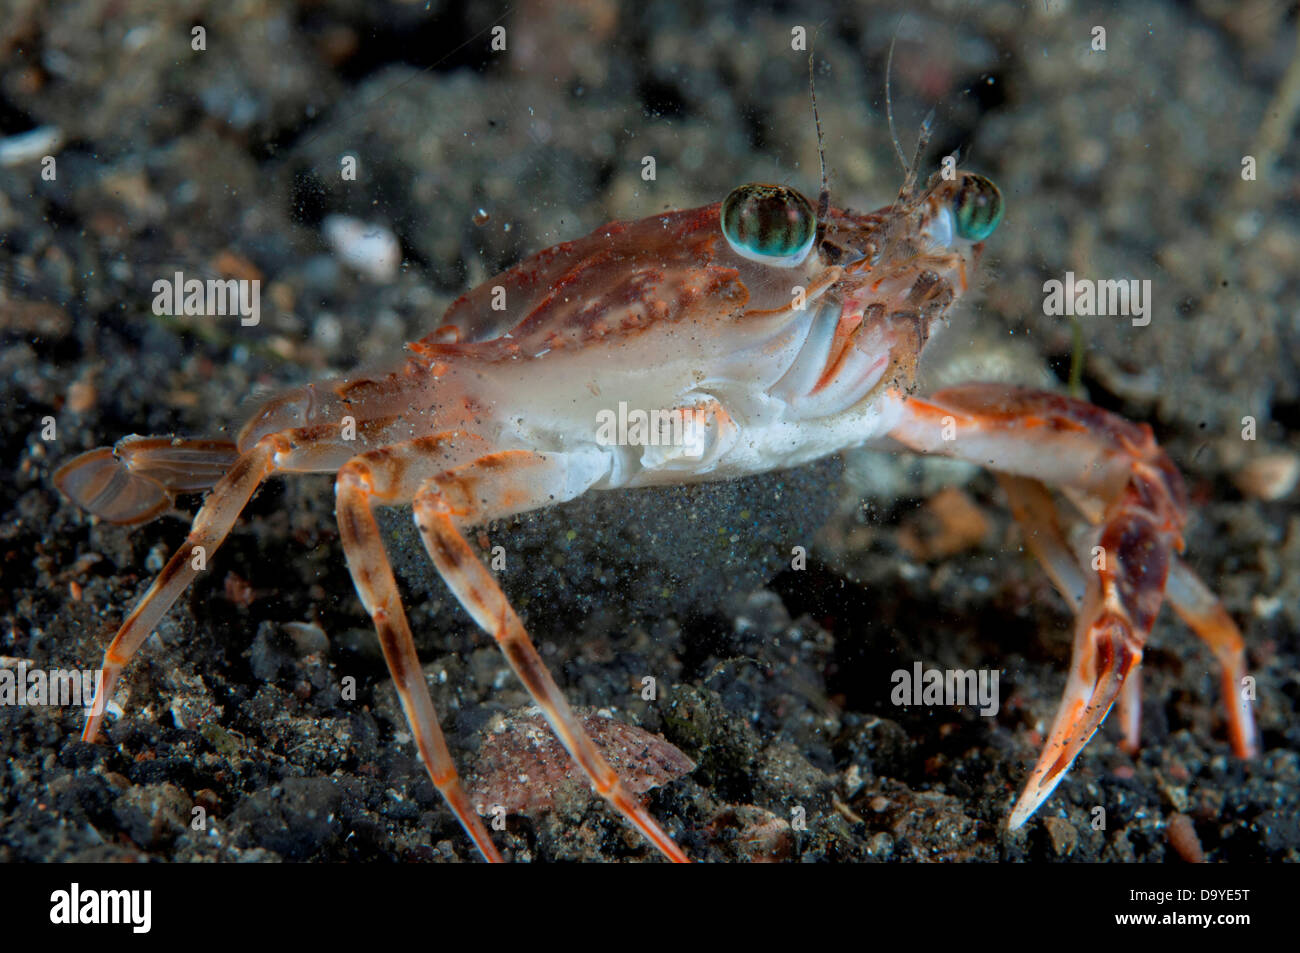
1,1 -> 1296,862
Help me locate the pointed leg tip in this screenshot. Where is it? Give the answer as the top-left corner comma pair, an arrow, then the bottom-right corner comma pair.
1232,710 -> 1259,760
663,842 -> 692,864
1007,797 -> 1038,832
1008,760 -> 1068,831
1215,696 -> 1256,761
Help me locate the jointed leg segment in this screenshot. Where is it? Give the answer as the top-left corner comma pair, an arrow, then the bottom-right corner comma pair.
891,384 -> 1256,828
411,449 -> 690,863
66,375 -> 1249,855
334,435 -> 501,861
79,436 -> 282,742
68,422 -> 365,742
66,420 -> 689,861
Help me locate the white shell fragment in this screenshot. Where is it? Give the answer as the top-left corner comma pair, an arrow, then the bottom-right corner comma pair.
322,214 -> 401,283
1233,452 -> 1300,501
0,126 -> 64,167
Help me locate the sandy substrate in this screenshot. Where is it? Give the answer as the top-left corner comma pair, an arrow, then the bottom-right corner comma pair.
1,0 -> 1297,862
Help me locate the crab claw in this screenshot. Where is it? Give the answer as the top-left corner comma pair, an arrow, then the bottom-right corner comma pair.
1009,491 -> 1174,829
1008,607 -> 1142,829
892,386 -> 1254,831
54,436 -> 239,525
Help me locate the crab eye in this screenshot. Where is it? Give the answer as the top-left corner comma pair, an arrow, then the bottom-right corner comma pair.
953,174 -> 1003,242
720,184 -> 817,267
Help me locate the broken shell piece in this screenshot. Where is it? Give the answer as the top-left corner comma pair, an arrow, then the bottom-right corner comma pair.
1233,452 -> 1299,501
0,126 -> 64,167
467,708 -> 694,816
706,805 -> 794,862
322,214 -> 400,283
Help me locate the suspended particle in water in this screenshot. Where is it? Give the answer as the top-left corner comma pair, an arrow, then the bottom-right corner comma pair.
473,208 -> 490,226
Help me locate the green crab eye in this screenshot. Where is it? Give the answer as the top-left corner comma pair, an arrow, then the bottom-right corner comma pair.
720,184 -> 817,267
953,174 -> 1003,242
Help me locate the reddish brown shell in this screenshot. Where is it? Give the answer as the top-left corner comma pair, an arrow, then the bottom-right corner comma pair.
411,204 -> 745,358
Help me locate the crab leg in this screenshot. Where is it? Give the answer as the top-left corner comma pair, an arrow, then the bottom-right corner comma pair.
995,473 -> 1087,608
1165,559 -> 1257,758
411,449 -> 692,863
995,470 -> 1257,762
1020,487 -> 1254,758
997,473 -> 1145,753
64,421 -> 397,739
334,434 -> 502,862
74,435 -> 286,741
889,383 -> 1251,828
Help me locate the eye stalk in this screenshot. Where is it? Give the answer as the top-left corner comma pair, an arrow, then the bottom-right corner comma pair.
953,173 -> 1003,242
720,184 -> 817,267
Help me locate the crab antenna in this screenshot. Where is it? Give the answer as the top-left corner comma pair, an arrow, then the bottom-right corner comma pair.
885,23 -> 910,175
809,31 -> 830,221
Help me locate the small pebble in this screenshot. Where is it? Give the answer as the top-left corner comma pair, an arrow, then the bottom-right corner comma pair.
0,126 -> 64,167
1233,453 -> 1300,501
1044,816 -> 1078,856
322,215 -> 401,283
65,380 -> 96,414
868,831 -> 894,858
1167,813 -> 1206,863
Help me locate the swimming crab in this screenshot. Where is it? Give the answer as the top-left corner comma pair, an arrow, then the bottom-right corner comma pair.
54,154 -> 1257,862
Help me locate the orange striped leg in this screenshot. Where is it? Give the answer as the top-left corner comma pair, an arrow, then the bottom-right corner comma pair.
891,384 -> 1199,828
997,471 -> 1257,760
79,436 -> 284,741
1116,666 -> 1143,757
412,449 -> 691,863
1166,559 -> 1258,758
66,419 -> 385,741
996,473 -> 1087,609
334,435 -> 500,862
998,474 -> 1144,754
